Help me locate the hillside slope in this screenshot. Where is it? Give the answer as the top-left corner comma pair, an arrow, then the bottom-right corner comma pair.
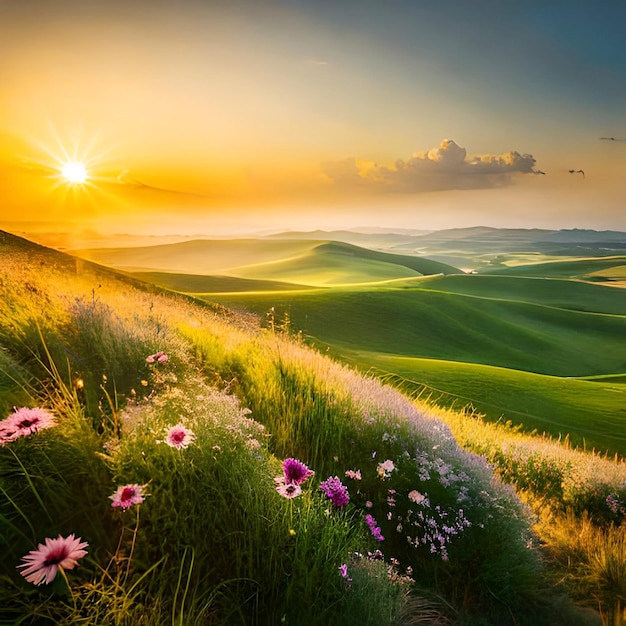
72,238 -> 461,286
0,230 -> 618,624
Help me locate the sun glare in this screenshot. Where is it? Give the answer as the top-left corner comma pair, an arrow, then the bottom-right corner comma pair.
61,162 -> 88,184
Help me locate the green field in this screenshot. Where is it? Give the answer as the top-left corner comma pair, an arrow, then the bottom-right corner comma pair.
73,236 -> 626,457
351,353 -> 626,455
485,255 -> 626,281
204,285 -> 626,378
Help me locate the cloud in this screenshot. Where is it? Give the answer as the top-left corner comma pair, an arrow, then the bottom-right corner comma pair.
322,139 -> 541,193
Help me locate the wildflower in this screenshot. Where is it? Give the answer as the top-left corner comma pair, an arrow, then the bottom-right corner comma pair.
345,469 -> 362,481
276,483 -> 302,499
365,514 -> 384,541
289,528 -> 297,536
607,493 -> 626,516
282,458 -> 314,485
376,459 -> 396,480
408,490 -> 426,505
109,483 -> 148,509
339,563 -> 352,582
163,424 -> 195,449
146,351 -> 168,364
17,534 -> 88,585
0,407 -> 56,445
365,500 -> 373,508
320,476 -> 350,507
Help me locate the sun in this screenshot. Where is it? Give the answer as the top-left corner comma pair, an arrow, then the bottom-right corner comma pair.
61,161 -> 88,184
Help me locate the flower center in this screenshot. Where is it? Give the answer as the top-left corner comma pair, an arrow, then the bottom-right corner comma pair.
43,546 -> 68,567
121,487 -> 136,500
17,418 -> 37,429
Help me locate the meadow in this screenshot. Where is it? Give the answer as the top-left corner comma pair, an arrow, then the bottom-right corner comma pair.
2,229 -> 625,625
71,231 -> 626,454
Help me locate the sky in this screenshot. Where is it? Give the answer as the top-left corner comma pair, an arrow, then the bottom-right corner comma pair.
1,0 -> 625,239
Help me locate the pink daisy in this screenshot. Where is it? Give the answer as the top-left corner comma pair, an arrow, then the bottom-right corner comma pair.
0,407 -> 56,445
17,534 -> 88,585
163,424 -> 195,449
109,483 -> 148,509
276,482 -> 303,499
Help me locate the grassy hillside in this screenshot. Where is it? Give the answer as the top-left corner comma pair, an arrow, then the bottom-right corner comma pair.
206,286 -> 626,378
3,229 -> 597,626
194,268 -> 626,456
130,270 -> 313,293
354,353 -> 626,455
398,273 -> 626,314
484,256 -> 626,281
73,239 -> 461,286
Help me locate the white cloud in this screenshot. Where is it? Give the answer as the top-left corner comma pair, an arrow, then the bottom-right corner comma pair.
323,139 -> 541,193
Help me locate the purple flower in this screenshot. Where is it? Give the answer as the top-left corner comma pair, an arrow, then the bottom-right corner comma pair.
282,458 -> 314,485
319,476 -> 350,507
339,563 -> 352,582
365,514 -> 385,541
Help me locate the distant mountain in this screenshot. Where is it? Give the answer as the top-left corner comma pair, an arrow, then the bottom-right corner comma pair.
542,228 -> 626,243
409,226 -> 556,245
266,229 -> 426,249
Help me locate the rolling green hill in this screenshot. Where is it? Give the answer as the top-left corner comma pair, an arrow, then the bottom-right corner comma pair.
130,271 -> 313,293
352,353 -> 626,455
198,269 -> 626,455
407,274 -> 626,314
484,256 -> 626,281
66,230 -> 626,456
73,239 -> 461,286
206,285 -> 626,378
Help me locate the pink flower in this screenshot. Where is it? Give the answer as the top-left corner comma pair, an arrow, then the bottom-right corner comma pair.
408,490 -> 426,505
146,351 -> 168,364
17,534 -> 88,585
339,563 -> 352,582
282,458 -> 314,485
345,469 -> 362,481
0,407 -> 56,445
162,424 -> 195,449
376,459 -> 396,480
276,483 -> 302,499
109,484 -> 148,509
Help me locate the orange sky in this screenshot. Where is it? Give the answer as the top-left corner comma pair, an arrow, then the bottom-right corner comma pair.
1,0 -> 625,237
